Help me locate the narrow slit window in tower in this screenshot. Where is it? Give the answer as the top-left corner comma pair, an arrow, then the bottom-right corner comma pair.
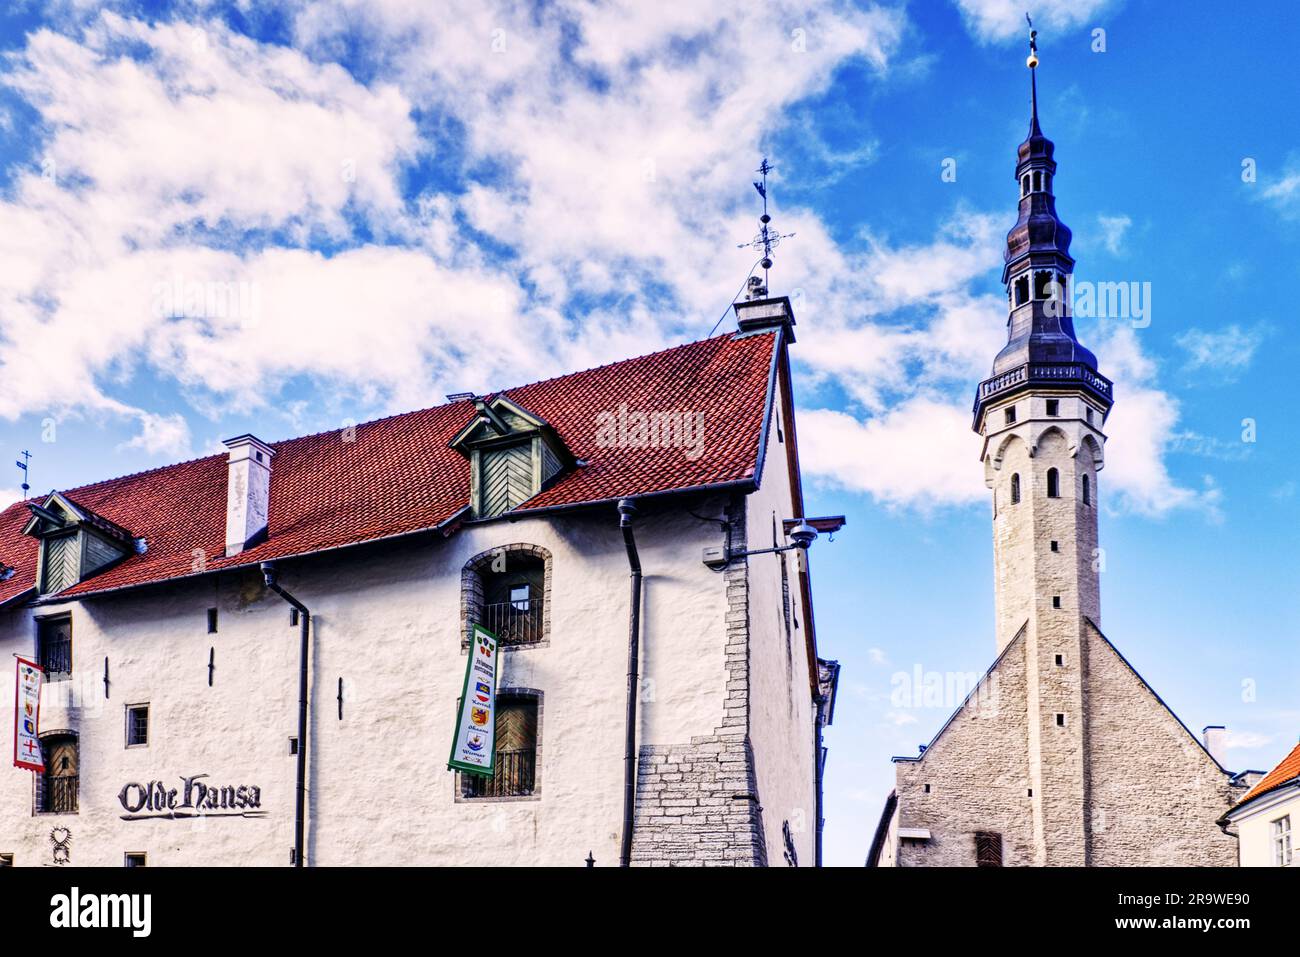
1047,468 -> 1060,498
1010,474 -> 1021,505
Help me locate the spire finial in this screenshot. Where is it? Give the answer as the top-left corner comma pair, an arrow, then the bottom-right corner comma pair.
15,449 -> 30,499
1025,14 -> 1041,134
736,157 -> 794,295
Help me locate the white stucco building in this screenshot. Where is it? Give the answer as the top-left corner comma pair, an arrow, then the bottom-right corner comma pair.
1221,741 -> 1299,867
0,291 -> 840,867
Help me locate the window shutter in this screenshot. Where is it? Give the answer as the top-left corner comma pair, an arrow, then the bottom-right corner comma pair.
480,443 -> 534,518
42,534 -> 79,593
974,831 -> 1003,867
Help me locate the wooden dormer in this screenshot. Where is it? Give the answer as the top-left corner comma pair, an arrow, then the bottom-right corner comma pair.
449,395 -> 572,519
22,492 -> 135,595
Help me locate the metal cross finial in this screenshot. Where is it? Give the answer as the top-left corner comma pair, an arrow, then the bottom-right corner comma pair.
15,449 -> 30,499
736,157 -> 795,293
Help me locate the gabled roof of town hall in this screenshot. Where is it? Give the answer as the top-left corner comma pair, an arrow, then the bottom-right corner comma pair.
0,329 -> 781,605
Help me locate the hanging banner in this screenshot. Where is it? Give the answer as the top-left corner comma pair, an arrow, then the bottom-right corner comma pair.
448,625 -> 500,777
14,657 -> 44,772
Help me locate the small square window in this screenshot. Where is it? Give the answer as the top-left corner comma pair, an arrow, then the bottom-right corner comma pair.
1004,407 -> 1017,425
125,704 -> 149,748
124,852 -> 146,868
0,853 -> 12,867
1046,399 -> 1060,416
1085,407 -> 1094,424
1050,541 -> 1059,552
1052,596 -> 1061,609
289,737 -> 299,755
1027,789 -> 1033,797
207,608 -> 218,633
1055,654 -> 1064,667
509,584 -> 531,611
1055,713 -> 1067,727
923,784 -> 931,794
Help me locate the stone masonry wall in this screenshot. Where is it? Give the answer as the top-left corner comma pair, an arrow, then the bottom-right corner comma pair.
630,496 -> 768,866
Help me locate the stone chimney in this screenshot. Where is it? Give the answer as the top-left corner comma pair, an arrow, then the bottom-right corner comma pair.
732,290 -> 796,342
1202,725 -> 1229,767
223,434 -> 275,556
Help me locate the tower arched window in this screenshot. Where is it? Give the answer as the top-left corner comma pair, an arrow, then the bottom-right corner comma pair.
1010,473 -> 1021,505
1013,275 -> 1029,306
1033,170 -> 1043,192
1082,474 -> 1091,506
1034,271 -> 1055,300
1021,174 -> 1030,197
1047,468 -> 1060,498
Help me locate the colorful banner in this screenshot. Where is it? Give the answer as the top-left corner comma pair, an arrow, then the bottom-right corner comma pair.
448,625 -> 500,777
14,657 -> 44,772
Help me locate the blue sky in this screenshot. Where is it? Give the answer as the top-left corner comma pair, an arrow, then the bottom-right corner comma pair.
1,0 -> 1298,867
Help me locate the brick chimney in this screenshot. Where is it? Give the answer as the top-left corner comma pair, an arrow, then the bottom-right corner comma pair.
223,434 -> 275,556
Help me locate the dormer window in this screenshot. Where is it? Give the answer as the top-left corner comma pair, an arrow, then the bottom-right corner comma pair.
22,493 -> 134,595
450,395 -> 573,519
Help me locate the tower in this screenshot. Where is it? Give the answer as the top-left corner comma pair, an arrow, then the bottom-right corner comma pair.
971,34 -> 1114,865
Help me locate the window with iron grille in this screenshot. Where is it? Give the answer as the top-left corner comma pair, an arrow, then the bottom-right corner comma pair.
463,545 -> 550,649
126,704 -> 149,748
974,831 -> 1003,867
37,616 -> 72,683
35,733 -> 78,814
460,694 -> 540,799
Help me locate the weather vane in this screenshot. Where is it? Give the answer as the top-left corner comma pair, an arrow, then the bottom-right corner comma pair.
1026,13 -> 1038,69
736,157 -> 794,295
15,449 -> 30,499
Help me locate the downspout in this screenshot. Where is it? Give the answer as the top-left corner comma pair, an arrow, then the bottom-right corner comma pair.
261,561 -> 310,868
813,693 -> 827,867
617,498 -> 642,868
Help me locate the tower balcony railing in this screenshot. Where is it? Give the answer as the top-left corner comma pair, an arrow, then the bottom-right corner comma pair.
974,362 -> 1113,415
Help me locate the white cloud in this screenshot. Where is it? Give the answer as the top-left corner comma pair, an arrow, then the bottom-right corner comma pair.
1175,323 -> 1267,379
800,399 -> 983,509
1096,214 -> 1131,255
952,0 -> 1118,44
0,3 -> 907,449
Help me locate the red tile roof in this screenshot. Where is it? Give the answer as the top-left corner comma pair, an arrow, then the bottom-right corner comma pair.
0,331 -> 778,605
1237,739 -> 1300,808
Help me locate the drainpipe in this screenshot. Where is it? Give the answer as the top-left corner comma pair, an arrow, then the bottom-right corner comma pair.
617,498 -> 642,868
261,561 -> 310,868
813,693 -> 827,867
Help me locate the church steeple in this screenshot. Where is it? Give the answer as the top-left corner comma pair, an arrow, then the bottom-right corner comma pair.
974,26 -> 1111,434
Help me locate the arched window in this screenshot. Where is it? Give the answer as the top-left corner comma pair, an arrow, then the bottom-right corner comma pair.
1013,275 -> 1030,306
1010,473 -> 1021,505
1047,468 -> 1060,498
1021,174 -> 1030,197
462,544 -> 551,649
1033,170 -> 1043,192
1043,172 -> 1052,193
1034,271 -> 1055,300
460,690 -> 541,799
36,732 -> 78,814
1082,474 -> 1091,506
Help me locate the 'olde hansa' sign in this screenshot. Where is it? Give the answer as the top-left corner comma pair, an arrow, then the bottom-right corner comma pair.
448,624 -> 500,777
118,773 -> 267,820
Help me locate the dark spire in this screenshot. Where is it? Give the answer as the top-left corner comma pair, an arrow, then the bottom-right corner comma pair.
972,20 -> 1112,430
